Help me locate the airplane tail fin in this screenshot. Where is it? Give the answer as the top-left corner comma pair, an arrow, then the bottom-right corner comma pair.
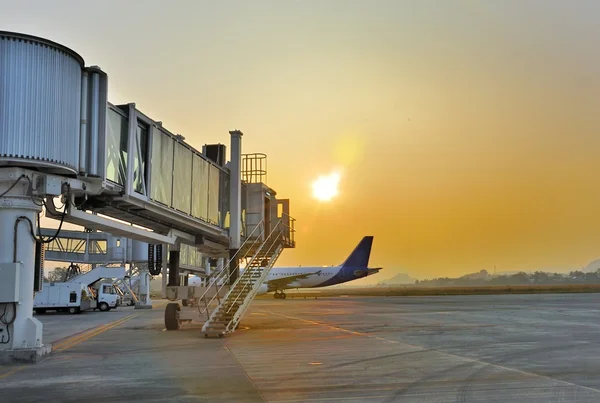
341,236 -> 373,268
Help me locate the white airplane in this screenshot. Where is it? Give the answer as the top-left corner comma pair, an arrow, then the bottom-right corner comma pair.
253,236 -> 382,299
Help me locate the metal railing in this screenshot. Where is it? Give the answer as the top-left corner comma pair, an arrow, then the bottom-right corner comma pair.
226,243 -> 283,333
197,220 -> 265,317
64,263 -> 93,281
202,220 -> 285,332
241,153 -> 267,184
224,226 -> 283,314
279,212 -> 296,246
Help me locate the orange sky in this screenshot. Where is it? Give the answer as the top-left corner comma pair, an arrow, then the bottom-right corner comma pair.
4,1 -> 600,281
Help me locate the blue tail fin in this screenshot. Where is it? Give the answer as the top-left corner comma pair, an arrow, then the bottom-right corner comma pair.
341,236 -> 373,268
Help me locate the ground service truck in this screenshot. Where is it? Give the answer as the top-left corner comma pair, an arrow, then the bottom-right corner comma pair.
34,282 -> 120,314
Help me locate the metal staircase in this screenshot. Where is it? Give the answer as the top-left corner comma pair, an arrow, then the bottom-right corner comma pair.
200,219 -> 286,338
113,276 -> 139,306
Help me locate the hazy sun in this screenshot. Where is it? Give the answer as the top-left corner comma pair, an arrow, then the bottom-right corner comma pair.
312,172 -> 341,201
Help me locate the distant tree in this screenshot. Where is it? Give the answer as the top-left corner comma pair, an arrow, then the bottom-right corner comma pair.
569,271 -> 586,281
510,272 -> 530,284
585,271 -> 600,283
489,275 -> 509,285
532,271 -> 549,284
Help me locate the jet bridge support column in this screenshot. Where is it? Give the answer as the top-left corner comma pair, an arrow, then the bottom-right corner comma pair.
228,130 -> 243,285
161,244 -> 168,299
168,245 -> 180,287
0,179 -> 50,364
135,264 -> 152,310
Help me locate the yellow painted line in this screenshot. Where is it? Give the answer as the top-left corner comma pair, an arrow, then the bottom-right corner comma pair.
0,311 -> 145,381
54,313 -> 140,352
52,323 -> 112,351
0,366 -> 25,380
53,313 -> 141,352
52,318 -> 124,351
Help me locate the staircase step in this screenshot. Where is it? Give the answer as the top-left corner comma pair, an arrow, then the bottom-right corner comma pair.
202,239 -> 284,337
206,323 -> 226,329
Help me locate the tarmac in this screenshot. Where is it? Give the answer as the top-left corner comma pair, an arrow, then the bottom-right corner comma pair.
2,293 -> 600,402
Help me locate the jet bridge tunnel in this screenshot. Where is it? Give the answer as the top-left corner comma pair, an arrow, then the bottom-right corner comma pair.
0,30 -> 296,362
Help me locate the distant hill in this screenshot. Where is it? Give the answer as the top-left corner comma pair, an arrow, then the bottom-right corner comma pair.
378,273 -> 416,285
583,259 -> 600,273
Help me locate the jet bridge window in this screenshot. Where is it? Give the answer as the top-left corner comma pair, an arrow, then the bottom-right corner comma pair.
208,164 -> 220,224
133,123 -> 149,194
192,154 -> 209,220
106,108 -> 129,186
69,291 -> 77,303
220,170 -> 230,229
150,128 -> 174,206
173,142 -> 193,214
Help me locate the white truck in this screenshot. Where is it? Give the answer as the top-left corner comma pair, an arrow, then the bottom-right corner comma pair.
34,281 -> 120,314
88,282 -> 120,312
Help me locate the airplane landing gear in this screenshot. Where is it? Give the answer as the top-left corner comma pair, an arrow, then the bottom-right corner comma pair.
274,291 -> 287,299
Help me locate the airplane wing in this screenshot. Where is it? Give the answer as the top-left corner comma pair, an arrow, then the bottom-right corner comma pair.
266,270 -> 323,289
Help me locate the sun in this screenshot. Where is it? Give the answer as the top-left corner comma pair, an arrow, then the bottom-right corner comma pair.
311,172 -> 341,202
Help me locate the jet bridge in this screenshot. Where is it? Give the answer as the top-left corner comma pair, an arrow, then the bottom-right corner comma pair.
41,227 -> 208,300
0,31 -> 296,363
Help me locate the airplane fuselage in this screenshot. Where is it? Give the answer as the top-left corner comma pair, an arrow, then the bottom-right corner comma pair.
266,266 -> 348,289
247,236 -> 381,298
251,264 -> 380,296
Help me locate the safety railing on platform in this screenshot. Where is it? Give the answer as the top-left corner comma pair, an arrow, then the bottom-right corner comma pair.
279,212 -> 296,247
241,153 -> 267,184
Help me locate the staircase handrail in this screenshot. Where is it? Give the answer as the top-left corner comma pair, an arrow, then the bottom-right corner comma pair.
201,221 -> 284,330
224,225 -> 283,313
226,243 -> 283,333
196,220 -> 265,310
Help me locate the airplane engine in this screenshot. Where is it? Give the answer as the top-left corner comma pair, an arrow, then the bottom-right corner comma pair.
257,283 -> 269,295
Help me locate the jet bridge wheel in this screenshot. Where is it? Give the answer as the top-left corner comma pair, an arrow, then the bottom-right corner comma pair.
165,303 -> 181,331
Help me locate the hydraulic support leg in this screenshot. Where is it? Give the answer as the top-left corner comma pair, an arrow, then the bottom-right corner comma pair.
168,250 -> 180,286
161,244 -> 168,299
135,264 -> 153,309
0,186 -> 50,363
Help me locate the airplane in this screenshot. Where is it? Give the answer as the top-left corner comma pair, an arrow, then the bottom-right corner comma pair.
252,235 -> 382,299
